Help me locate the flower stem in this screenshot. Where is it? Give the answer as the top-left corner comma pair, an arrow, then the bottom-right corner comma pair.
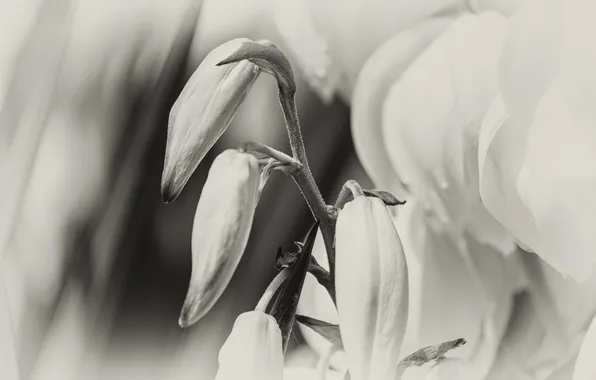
309,257 -> 336,303
278,90 -> 336,284
255,267 -> 290,312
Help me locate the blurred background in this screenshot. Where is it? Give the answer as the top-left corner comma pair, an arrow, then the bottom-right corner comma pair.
0,0 -> 370,379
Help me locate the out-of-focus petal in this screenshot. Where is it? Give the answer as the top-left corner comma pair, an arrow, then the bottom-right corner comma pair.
574,315 -> 596,380
215,311 -> 283,380
382,13 -> 514,254
274,0 -> 527,101
284,367 -> 345,380
478,97 -> 536,253
395,200 -> 519,379
498,0 -> 562,125
351,17 -> 454,199
486,289 -> 585,380
483,0 -> 596,281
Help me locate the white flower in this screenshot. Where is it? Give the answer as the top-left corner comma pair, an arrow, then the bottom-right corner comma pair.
274,0 -> 526,102
396,200 -> 521,380
381,12 -> 515,254
351,18 -> 454,199
179,149 -> 259,327
478,0 -> 596,281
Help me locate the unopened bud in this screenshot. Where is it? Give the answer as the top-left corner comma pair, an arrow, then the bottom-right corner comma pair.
178,149 -> 259,327
215,311 -> 283,380
161,39 -> 260,203
217,39 -> 296,94
335,196 -> 409,380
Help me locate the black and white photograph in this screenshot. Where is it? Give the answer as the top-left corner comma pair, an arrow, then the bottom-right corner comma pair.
1,0 -> 595,379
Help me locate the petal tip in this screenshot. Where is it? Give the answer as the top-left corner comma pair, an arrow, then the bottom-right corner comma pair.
160,182 -> 179,204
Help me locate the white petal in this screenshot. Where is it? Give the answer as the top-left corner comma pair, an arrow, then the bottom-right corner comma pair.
351,17 -> 454,199
395,200 -> 517,379
498,0 -> 562,125
382,13 -> 514,253
574,315 -> 596,380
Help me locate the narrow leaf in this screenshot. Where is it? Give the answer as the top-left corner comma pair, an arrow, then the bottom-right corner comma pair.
295,314 -> 342,348
268,222 -> 318,352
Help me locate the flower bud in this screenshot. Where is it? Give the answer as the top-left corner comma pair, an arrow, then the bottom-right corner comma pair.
215,311 -> 283,380
335,196 -> 409,380
161,38 -> 260,203
178,149 -> 259,327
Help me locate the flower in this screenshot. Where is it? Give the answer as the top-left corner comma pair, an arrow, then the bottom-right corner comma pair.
214,311 -> 283,380
351,17 -> 454,199
335,195 -> 409,380
396,200 -> 521,380
273,0 -> 526,102
161,38 -> 260,202
478,0 -> 596,281
380,12 -> 514,254
178,149 -> 259,327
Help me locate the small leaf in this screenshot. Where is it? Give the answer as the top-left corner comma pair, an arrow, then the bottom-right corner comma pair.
217,40 -> 296,94
398,338 -> 466,368
363,189 -> 406,206
268,222 -> 319,352
295,314 -> 343,348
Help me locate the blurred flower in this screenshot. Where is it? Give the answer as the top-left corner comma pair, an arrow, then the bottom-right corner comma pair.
574,314 -> 596,379
284,367 -> 344,380
381,12 -> 514,254
274,0 -> 526,102
351,17 -> 454,199
161,38 -> 260,202
335,195 -> 409,380
179,149 -> 259,327
214,311 -> 283,380
478,0 -> 596,282
396,200 -> 521,380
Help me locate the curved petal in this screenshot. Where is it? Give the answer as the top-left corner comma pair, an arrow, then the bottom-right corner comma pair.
498,0 -> 562,125
275,0 -> 483,100
351,17 -> 454,199
382,13 -> 514,253
574,315 -> 596,380
395,201 -> 519,379
478,96 -> 536,252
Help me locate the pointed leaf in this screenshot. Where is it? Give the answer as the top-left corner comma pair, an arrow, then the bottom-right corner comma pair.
268,222 -> 318,352
295,314 -> 342,348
